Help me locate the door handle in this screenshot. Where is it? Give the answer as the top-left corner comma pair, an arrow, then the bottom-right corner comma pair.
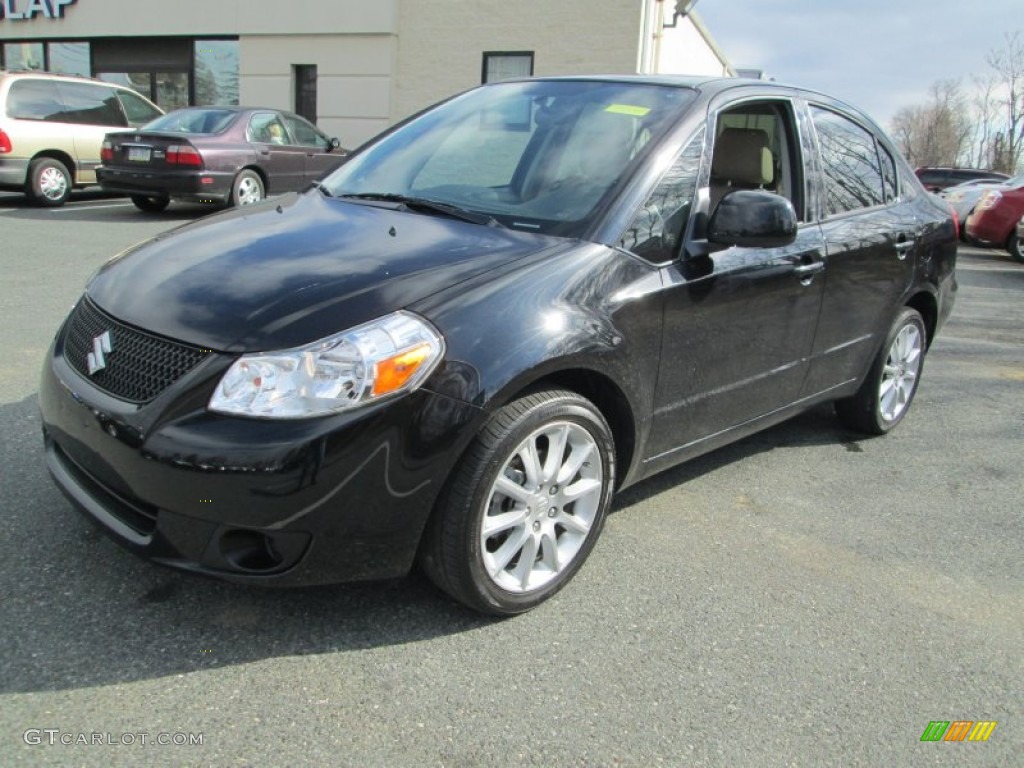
894,239 -> 915,260
793,261 -> 825,276
792,260 -> 824,286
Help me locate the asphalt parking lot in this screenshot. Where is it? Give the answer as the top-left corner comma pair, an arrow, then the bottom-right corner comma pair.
0,190 -> 1020,767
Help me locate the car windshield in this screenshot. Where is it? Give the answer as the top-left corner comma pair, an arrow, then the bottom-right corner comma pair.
143,108 -> 237,134
322,80 -> 696,236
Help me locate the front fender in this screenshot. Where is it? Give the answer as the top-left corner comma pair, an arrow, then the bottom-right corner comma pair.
415,242 -> 665,485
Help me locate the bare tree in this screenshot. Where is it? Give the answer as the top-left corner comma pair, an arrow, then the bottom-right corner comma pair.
985,31 -> 1024,173
890,80 -> 972,167
970,74 -> 1000,168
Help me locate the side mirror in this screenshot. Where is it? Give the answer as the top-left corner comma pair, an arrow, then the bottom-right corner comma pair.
329,137 -> 342,151
708,189 -> 798,249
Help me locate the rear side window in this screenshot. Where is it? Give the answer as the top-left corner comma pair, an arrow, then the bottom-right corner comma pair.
118,90 -> 162,126
5,79 -> 64,121
54,82 -> 126,127
811,106 -> 884,216
248,112 -> 291,144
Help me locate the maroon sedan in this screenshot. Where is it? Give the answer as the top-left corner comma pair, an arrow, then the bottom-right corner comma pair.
965,181 -> 1024,262
96,107 -> 347,212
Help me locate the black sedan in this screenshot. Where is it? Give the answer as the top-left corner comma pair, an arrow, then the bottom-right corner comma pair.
96,107 -> 346,211
41,76 -> 957,615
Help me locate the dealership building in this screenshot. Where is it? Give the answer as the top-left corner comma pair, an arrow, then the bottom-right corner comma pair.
0,0 -> 732,146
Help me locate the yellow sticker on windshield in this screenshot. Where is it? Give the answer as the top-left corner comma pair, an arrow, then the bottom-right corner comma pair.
605,104 -> 651,117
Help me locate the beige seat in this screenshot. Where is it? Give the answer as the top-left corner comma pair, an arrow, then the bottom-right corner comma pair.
709,127 -> 774,210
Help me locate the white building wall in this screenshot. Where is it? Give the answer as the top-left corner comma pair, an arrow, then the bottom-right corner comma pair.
0,0 -> 397,38
392,0 -> 643,123
2,0 -> 732,144
641,3 -> 732,77
239,35 -> 396,147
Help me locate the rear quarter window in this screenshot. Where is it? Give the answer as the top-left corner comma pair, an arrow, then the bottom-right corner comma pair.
5,79 -> 64,120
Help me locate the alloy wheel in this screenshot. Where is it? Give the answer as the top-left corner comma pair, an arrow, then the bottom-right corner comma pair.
879,323 -> 922,423
480,421 -> 602,593
39,166 -> 68,202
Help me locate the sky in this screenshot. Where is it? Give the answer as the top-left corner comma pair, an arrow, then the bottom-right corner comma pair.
694,0 -> 1024,129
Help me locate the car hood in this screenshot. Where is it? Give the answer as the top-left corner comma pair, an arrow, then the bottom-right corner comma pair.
86,192 -> 563,352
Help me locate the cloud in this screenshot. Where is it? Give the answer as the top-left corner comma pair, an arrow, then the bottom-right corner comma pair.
697,0 -> 1023,125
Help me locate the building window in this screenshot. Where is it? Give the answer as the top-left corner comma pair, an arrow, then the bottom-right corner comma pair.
4,42 -> 45,71
482,52 -> 534,84
48,42 -> 90,76
294,65 -> 317,123
195,40 -> 239,106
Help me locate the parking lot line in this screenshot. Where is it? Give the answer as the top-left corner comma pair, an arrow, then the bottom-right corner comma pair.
48,202 -> 135,213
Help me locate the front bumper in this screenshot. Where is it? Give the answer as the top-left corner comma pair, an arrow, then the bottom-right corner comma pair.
39,323 -> 481,586
96,166 -> 234,203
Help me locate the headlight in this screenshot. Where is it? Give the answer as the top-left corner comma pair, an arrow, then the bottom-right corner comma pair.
209,311 -> 444,418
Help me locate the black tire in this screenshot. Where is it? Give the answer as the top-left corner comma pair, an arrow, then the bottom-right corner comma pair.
27,157 -> 71,207
420,389 -> 616,615
230,169 -> 264,207
1007,232 -> 1024,264
836,307 -> 927,435
130,194 -> 170,213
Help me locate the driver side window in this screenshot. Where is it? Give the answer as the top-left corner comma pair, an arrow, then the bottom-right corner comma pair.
710,100 -> 804,221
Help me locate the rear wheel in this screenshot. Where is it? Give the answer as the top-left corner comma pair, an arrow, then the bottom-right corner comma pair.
230,170 -> 264,207
836,307 -> 926,435
1007,232 -> 1024,263
130,194 -> 170,213
27,157 -> 71,207
420,389 -> 615,615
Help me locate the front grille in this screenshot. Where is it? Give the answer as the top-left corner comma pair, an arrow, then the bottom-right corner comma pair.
63,297 -> 211,403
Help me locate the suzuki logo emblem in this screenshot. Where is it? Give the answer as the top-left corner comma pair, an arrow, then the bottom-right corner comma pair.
87,331 -> 113,375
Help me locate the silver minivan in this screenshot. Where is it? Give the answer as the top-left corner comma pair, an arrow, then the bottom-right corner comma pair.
0,70 -> 162,206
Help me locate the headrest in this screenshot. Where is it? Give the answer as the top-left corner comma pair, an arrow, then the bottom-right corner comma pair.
711,127 -> 774,185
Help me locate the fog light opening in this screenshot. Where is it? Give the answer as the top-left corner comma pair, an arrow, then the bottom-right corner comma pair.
219,529 -> 284,572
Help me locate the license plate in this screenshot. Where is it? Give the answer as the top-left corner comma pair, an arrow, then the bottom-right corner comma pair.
126,147 -> 151,162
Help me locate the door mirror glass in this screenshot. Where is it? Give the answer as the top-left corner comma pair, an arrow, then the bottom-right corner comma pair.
708,189 -> 797,249
330,137 -> 341,151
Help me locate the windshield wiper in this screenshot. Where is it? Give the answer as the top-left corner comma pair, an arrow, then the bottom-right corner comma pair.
339,192 -> 503,228
308,180 -> 334,197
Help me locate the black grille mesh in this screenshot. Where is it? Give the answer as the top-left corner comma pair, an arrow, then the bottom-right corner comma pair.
63,298 -> 210,403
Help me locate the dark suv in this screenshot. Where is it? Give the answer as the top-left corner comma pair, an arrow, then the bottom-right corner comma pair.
40,76 -> 957,615
915,166 -> 1008,192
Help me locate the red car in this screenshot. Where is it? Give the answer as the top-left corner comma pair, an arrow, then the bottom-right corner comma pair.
965,182 -> 1024,262
97,107 -> 347,212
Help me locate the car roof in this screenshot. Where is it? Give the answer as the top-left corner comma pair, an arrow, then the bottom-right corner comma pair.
0,68 -> 121,87
488,74 -> 874,120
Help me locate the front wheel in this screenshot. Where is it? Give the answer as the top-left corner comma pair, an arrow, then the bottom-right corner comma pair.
420,389 -> 616,615
836,307 -> 926,435
1007,232 -> 1024,264
230,169 -> 264,207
